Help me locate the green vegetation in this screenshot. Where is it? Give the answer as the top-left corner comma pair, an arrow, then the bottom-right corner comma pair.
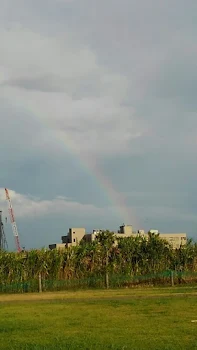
0,231 -> 197,292
0,288 -> 197,349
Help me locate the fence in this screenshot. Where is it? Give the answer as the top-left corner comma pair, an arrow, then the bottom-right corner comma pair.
1,270 -> 197,294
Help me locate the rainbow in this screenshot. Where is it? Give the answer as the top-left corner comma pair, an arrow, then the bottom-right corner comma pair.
3,89 -> 139,227
45,128 -> 135,225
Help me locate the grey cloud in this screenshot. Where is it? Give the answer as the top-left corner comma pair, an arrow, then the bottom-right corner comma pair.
148,56 -> 197,111
1,72 -> 127,100
1,76 -> 66,93
1,0 -> 197,246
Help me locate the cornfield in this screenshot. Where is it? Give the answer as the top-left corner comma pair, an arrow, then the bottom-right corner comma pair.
0,231 -> 197,292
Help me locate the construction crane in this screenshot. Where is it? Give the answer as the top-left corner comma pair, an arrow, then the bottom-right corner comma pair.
5,188 -> 21,252
0,211 -> 8,250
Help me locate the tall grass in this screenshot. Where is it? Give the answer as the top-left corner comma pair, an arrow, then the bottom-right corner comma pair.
0,233 -> 197,290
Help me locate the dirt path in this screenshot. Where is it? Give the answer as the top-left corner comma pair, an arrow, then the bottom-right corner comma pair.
0,288 -> 197,303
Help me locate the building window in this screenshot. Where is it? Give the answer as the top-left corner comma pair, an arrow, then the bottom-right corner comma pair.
73,239 -> 75,242
73,232 -> 75,234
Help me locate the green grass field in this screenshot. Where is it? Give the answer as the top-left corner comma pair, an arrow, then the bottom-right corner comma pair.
1,287 -> 197,350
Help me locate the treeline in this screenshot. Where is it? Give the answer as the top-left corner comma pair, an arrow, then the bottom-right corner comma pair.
0,231 -> 197,286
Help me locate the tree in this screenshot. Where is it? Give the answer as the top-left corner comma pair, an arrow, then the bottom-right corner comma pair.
146,231 -> 172,273
96,230 -> 115,288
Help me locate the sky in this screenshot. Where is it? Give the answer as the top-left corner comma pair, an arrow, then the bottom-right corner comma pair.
0,0 -> 197,250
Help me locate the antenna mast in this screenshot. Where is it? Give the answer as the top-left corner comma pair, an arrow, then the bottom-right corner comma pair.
5,188 -> 21,252
0,211 -> 8,250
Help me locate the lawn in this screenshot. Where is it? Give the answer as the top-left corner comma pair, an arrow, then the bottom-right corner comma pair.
0,287 -> 197,350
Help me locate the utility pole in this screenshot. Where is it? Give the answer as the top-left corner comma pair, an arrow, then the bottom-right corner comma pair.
0,211 -> 8,251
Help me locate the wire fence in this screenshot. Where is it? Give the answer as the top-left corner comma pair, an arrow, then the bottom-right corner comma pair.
1,270 -> 197,294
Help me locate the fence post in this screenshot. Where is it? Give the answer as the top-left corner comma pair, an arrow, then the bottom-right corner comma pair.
171,270 -> 174,287
38,273 -> 42,292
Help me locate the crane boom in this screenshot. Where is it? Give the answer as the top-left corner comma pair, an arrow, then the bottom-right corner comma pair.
5,188 -> 21,252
